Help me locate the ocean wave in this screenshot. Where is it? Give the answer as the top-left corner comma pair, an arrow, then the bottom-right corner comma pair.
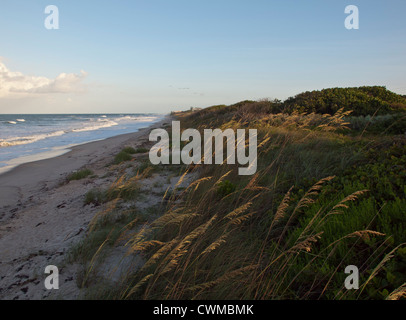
0,130 -> 66,147
0,121 -> 120,147
0,121 -> 118,147
0,115 -> 157,148
116,116 -> 158,122
114,116 -> 138,121
72,120 -> 118,132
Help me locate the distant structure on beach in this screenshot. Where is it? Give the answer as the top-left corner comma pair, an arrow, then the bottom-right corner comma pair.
170,107 -> 201,115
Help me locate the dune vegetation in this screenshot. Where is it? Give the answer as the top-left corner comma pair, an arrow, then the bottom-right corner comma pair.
69,86 -> 406,300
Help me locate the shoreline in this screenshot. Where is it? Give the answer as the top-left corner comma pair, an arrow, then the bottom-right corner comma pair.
0,116 -> 170,208
0,115 -> 167,176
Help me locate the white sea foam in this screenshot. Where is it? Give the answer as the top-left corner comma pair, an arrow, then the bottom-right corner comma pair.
117,116 -> 158,122
71,120 -> 118,132
114,116 -> 137,121
0,120 -> 119,147
0,115 -> 160,149
0,130 -> 66,147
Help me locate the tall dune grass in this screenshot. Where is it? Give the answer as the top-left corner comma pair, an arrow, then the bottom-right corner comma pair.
75,104 -> 406,300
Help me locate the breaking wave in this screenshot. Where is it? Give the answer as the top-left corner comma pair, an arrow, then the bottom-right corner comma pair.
0,130 -> 66,147
0,118 -> 127,147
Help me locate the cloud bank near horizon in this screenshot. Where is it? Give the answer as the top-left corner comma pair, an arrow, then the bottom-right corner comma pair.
0,60 -> 87,98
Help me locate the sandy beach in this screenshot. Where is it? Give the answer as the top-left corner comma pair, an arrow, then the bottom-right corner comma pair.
0,116 -> 172,300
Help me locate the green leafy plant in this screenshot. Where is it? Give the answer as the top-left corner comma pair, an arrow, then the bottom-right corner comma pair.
67,169 -> 93,181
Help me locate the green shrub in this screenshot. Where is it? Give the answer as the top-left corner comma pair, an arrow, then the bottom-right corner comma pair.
284,86 -> 406,116
217,180 -> 237,197
84,189 -> 105,205
114,150 -> 133,164
67,169 -> 93,181
134,147 -> 149,153
122,147 -> 137,154
347,113 -> 406,135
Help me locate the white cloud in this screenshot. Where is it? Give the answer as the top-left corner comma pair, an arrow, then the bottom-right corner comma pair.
0,60 -> 87,97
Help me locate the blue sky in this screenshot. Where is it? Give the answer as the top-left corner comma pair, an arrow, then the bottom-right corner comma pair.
0,0 -> 405,113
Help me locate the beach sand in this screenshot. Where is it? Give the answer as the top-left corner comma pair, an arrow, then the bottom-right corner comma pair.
0,116 -> 172,300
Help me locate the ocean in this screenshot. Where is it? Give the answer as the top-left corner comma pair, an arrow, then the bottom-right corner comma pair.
0,114 -> 164,174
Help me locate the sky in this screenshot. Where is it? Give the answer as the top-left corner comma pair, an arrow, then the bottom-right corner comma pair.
0,0 -> 405,114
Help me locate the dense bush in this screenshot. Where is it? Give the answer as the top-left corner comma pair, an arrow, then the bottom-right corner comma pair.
283,86 -> 406,116
189,87 -> 406,125
347,113 -> 406,135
